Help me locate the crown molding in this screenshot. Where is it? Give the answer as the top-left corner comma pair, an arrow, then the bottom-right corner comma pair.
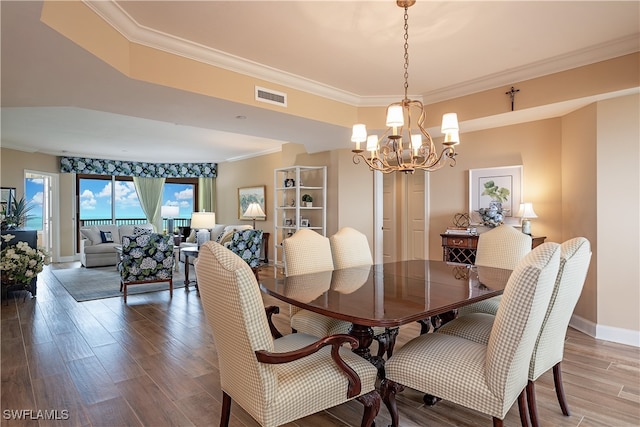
85,1 -> 639,108
422,34 -> 640,104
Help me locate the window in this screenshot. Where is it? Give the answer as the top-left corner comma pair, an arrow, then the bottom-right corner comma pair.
76,175 -> 197,249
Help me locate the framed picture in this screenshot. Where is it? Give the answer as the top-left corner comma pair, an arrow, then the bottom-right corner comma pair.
284,178 -> 295,188
469,165 -> 522,225
284,218 -> 294,227
300,218 -> 309,227
1,187 -> 15,216
238,185 -> 266,220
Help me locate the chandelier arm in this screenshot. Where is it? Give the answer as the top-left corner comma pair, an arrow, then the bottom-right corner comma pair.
350,0 -> 460,174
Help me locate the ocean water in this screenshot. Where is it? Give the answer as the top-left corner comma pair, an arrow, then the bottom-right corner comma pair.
25,216 -> 43,230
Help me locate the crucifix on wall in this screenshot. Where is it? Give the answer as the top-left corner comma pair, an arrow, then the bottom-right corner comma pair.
505,86 -> 520,111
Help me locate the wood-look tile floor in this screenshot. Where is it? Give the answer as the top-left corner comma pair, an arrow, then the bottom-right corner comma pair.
1,263 -> 639,427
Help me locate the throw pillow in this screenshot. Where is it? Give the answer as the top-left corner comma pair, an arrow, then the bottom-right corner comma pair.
100,230 -> 114,243
186,229 -> 197,243
133,226 -> 153,236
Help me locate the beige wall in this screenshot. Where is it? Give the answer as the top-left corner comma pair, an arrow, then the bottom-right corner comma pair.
428,119 -> 563,258
596,94 -> 640,334
561,104 -> 598,323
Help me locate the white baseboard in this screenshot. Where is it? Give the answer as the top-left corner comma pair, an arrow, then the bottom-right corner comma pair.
55,255 -> 78,263
570,314 -> 640,347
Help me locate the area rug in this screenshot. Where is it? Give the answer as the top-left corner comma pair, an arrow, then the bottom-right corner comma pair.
52,264 -> 193,302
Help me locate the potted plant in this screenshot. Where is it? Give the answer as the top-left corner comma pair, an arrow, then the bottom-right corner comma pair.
3,195 -> 34,229
478,180 -> 510,227
301,194 -> 313,207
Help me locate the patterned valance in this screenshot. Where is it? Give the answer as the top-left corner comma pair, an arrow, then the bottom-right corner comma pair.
60,156 -> 217,178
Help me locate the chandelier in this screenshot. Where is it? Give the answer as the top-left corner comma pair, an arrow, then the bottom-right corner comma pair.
351,0 -> 460,174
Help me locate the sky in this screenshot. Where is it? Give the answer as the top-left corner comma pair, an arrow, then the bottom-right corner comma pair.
78,179 -> 194,220
19,178 -> 194,230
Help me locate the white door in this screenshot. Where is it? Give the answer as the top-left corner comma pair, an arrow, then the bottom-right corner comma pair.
376,171 -> 429,263
25,171 -> 58,261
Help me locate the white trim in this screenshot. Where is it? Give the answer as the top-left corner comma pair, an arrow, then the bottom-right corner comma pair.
570,314 -> 640,348
373,171 -> 383,265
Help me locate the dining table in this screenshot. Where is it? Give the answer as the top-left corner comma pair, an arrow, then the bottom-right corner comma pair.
259,260 -> 513,373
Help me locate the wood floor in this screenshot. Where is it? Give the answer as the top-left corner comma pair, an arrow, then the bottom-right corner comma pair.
1,262 -> 639,427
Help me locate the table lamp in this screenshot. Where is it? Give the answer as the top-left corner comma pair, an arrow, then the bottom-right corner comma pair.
516,202 -> 538,235
243,202 -> 266,229
190,211 -> 216,247
161,205 -> 180,235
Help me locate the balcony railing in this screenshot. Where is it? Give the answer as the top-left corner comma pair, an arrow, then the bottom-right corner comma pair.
80,218 -> 192,231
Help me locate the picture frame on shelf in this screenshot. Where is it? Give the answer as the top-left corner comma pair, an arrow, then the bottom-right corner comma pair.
300,218 -> 309,227
238,186 -> 266,221
284,178 -> 295,188
284,218 -> 294,227
469,165 -> 522,226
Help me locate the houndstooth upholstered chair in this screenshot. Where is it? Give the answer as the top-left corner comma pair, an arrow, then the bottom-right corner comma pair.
118,233 -> 174,303
330,227 -> 397,359
195,241 -> 381,427
457,224 -> 532,316
381,242 -> 561,427
437,237 -> 591,427
283,228 -> 354,337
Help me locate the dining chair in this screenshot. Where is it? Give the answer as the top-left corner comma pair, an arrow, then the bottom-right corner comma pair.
457,224 -> 532,317
283,228 -> 353,337
436,237 -> 592,426
330,227 -> 397,359
195,241 -> 381,427
381,242 -> 561,427
118,233 -> 174,303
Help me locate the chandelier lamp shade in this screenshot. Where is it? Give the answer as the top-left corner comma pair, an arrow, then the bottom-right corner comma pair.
351,0 -> 460,174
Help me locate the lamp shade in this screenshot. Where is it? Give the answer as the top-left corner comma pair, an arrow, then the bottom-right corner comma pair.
243,202 -> 265,219
516,202 -> 538,219
351,124 -> 367,143
386,105 -> 404,128
161,205 -> 179,218
190,212 -> 216,229
441,113 -> 459,133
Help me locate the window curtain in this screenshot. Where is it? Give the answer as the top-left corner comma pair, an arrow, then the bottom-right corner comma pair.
198,177 -> 216,213
133,177 -> 165,232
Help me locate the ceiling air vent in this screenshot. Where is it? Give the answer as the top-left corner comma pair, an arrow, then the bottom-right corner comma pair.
255,86 -> 287,107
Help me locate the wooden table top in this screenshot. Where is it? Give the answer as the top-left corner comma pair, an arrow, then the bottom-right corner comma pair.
259,260 -> 512,328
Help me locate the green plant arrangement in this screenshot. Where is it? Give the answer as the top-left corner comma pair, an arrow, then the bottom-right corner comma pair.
0,234 -> 49,285
302,194 -> 313,206
481,180 -> 510,202
2,195 -> 34,229
478,181 -> 510,227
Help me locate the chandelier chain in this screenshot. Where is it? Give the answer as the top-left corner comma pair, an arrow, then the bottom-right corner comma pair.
350,0 -> 460,174
403,6 -> 410,100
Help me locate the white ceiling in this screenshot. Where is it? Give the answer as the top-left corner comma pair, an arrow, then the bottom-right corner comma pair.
1,1 -> 638,163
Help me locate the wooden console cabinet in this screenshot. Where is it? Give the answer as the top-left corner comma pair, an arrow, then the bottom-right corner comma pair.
440,233 -> 546,265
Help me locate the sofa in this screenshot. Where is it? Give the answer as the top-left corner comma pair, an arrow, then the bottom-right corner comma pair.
179,224 -> 252,263
80,223 -> 154,267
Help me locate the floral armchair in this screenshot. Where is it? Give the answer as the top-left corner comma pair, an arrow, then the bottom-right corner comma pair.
225,229 -> 263,274
118,233 -> 174,303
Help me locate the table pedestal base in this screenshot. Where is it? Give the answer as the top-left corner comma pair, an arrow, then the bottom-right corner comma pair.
349,324 -> 386,378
